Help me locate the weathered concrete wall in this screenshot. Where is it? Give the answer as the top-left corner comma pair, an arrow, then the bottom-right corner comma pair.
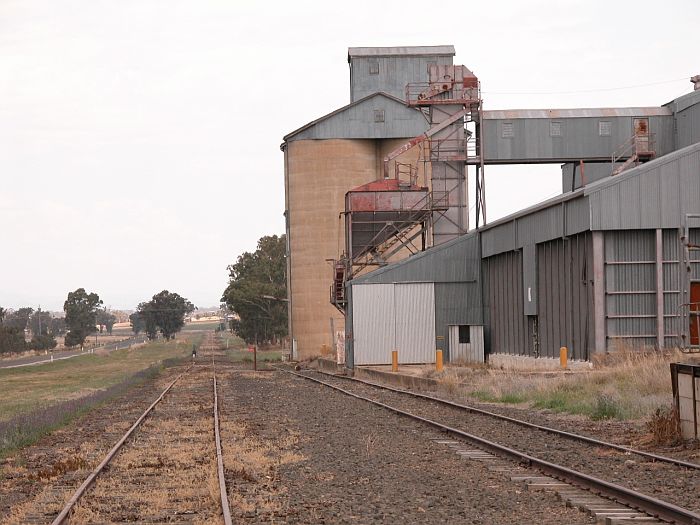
285,137 -> 425,360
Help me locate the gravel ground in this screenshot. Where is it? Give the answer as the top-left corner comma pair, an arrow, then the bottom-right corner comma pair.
431,384 -> 700,465
300,369 -> 700,515
217,369 -> 594,524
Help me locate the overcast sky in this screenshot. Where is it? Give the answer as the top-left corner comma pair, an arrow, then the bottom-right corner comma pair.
1,0 -> 698,311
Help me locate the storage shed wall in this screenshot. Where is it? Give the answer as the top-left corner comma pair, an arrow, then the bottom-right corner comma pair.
349,233 -> 482,362
480,194 -> 590,258
537,232 -> 594,360
481,250 -> 528,356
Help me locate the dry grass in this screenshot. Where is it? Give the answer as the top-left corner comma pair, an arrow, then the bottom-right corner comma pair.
432,348 -> 685,422
220,417 -> 305,517
68,375 -> 220,524
645,405 -> 682,445
4,488 -> 75,525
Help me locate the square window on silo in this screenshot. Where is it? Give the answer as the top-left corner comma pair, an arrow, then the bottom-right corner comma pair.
502,122 -> 514,138
369,61 -> 379,75
599,121 -> 612,136
373,109 -> 385,123
550,122 -> 562,137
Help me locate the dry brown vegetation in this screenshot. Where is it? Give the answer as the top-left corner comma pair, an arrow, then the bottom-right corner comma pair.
220,410 -> 305,518
430,349 -> 691,425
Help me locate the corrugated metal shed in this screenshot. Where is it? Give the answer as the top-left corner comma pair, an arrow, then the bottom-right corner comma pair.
351,231 -> 480,285
479,192 -> 590,258
283,92 -> 428,142
350,233 -> 482,361
587,141 -> 700,230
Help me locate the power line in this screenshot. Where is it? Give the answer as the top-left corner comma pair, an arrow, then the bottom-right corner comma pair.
483,77 -> 690,96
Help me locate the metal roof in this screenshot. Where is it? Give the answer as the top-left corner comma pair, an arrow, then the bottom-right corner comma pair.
347,46 -> 455,60
665,88 -> 700,112
483,107 -> 672,120
584,140 -> 700,195
281,91 -> 423,143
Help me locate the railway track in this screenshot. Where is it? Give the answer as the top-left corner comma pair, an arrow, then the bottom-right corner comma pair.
47,334 -> 234,524
279,366 -> 700,525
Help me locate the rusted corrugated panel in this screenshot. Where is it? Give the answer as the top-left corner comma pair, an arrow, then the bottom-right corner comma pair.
348,189 -> 429,212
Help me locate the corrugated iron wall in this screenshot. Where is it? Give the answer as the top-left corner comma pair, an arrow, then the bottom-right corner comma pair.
434,282 -> 482,360
663,228 -> 683,347
482,113 -> 674,164
588,142 -> 700,230
395,283 -> 436,364
482,250 -> 528,355
537,232 -> 593,360
604,230 -> 657,348
351,283 -> 395,365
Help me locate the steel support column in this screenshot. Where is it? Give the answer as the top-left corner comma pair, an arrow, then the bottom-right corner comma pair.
592,231 -> 606,353
656,229 -> 665,349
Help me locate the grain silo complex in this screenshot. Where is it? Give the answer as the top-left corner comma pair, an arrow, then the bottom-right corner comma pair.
281,46 -> 456,360
282,45 -> 700,366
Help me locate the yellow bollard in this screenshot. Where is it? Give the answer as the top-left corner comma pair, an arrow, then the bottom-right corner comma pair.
436,349 -> 443,372
560,346 -> 568,370
391,350 -> 398,373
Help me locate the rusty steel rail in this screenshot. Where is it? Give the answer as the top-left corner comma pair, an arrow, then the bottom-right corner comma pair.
213,361 -> 233,525
279,366 -> 700,525
308,369 -> 700,471
51,365 -> 193,525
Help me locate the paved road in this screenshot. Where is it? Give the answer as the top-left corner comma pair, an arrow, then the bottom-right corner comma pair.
0,336 -> 147,369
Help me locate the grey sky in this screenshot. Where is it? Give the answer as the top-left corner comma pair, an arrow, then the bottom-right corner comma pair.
1,0 -> 697,311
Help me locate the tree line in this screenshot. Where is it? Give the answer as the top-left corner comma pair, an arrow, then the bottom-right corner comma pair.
221,234 -> 288,345
0,287 -> 194,355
